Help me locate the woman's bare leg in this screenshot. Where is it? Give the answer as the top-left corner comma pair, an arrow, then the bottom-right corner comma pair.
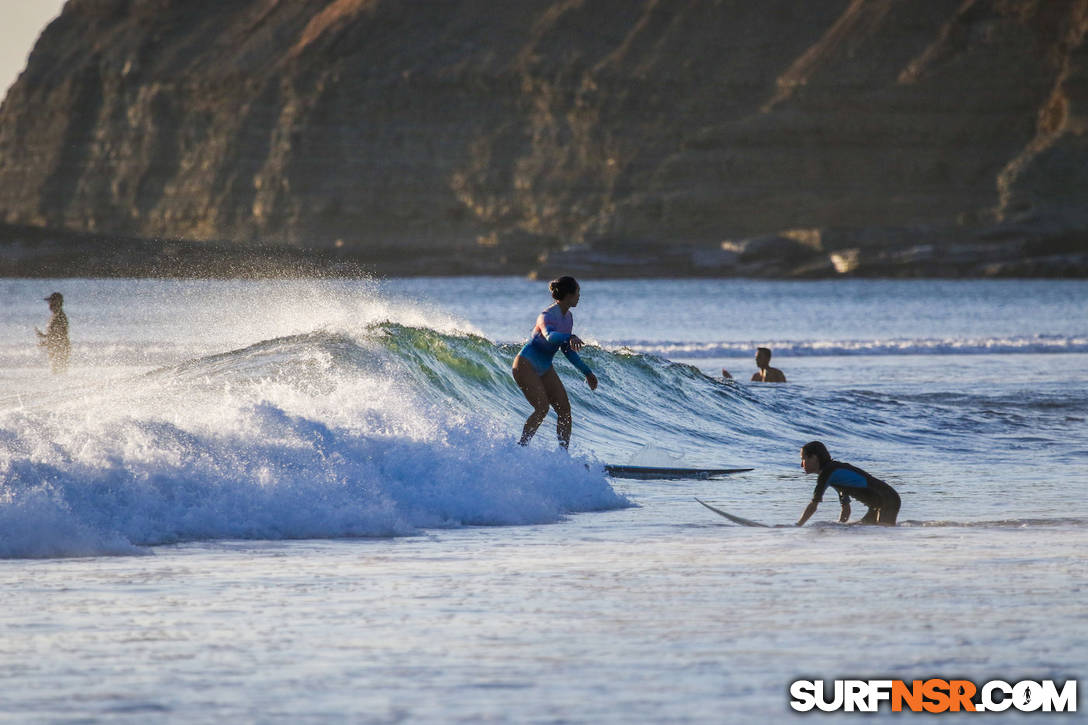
512,356 -> 551,445
540,367 -> 572,448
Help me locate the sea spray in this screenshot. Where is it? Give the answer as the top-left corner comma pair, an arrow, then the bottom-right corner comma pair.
0,319 -> 644,558
0,394 -> 628,558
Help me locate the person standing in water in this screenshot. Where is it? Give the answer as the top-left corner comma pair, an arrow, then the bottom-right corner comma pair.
512,276 -> 598,449
36,292 -> 70,374
751,347 -> 786,382
722,347 -> 786,382
796,441 -> 901,526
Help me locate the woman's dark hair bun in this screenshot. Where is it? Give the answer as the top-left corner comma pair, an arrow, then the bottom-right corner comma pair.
549,276 -> 579,300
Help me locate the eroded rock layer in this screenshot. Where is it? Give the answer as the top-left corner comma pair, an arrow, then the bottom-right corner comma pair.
0,0 -> 1085,274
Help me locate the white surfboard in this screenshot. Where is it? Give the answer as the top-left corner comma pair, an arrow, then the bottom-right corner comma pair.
694,497 -> 771,527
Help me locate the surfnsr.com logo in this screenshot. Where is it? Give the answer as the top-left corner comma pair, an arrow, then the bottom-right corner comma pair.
789,679 -> 1077,713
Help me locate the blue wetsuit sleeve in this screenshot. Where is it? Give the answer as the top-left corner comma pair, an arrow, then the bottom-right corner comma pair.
540,308 -> 574,346
562,345 -> 593,376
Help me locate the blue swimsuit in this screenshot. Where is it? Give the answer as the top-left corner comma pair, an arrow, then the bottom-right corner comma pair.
517,304 -> 593,376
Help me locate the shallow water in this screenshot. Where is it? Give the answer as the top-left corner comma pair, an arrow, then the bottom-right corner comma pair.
1,277 -> 1086,721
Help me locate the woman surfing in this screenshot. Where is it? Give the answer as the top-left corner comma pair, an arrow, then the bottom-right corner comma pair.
512,276 -> 598,449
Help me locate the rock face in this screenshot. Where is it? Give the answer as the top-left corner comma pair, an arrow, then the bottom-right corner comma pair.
0,0 -> 1085,275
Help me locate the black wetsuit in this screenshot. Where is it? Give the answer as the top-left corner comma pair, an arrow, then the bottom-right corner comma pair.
813,460 -> 900,525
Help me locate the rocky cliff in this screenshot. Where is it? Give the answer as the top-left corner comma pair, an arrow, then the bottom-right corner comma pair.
0,0 -> 1086,277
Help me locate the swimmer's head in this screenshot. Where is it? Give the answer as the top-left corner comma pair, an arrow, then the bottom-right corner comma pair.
801,441 -> 831,473
549,276 -> 580,304
756,347 -> 772,367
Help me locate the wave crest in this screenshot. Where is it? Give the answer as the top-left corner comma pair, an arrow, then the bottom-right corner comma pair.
616,334 -> 1088,358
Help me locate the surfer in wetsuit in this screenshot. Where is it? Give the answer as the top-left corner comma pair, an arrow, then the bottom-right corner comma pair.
512,276 -> 598,449
796,441 -> 900,526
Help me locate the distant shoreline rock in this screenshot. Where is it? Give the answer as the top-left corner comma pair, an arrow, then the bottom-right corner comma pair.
1,1 -> 1086,273
3,218 -> 1084,279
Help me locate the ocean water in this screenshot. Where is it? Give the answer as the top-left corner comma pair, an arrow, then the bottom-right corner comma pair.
1,277 -> 1086,722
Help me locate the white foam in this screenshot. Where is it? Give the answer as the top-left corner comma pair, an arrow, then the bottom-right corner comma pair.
0,398 -> 627,558
0,323 -> 628,558
611,334 -> 1088,358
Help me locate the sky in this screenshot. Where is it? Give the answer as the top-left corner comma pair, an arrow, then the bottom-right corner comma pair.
0,0 -> 67,99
